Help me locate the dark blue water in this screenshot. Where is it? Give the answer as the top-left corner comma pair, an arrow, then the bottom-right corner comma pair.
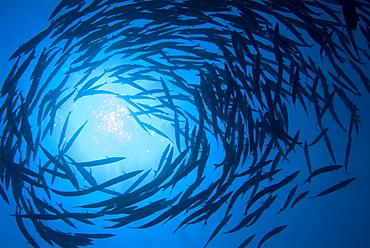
1,1 -> 370,247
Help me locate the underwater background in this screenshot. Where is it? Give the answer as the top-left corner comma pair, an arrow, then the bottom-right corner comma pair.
0,0 -> 370,247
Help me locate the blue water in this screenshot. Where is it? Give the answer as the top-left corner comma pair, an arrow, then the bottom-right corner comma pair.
1,1 -> 370,247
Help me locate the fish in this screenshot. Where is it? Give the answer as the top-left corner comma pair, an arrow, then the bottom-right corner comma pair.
141,122 -> 173,141
340,0 -> 360,30
245,195 -> 278,227
126,106 -> 151,135
291,190 -> 310,208
308,127 -> 329,147
310,177 -> 356,198
174,191 -> 233,232
226,194 -> 277,234
64,155 -> 97,187
276,185 -> 298,214
1,56 -> 20,97
50,170 -> 143,197
58,110 -> 72,150
8,23 -> 55,61
0,184 -> 9,205
304,165 -> 344,184
11,212 -> 103,221
105,197 -> 176,229
61,120 -> 88,154
14,208 -> 41,248
238,234 -> 256,248
245,171 -> 300,214
39,146 -> 78,189
324,133 -> 337,164
257,225 -> 288,248
0,156 -> 41,179
68,156 -> 126,167
39,166 -> 71,180
303,141 -> 312,175
124,169 -> 152,194
39,146 -> 69,174
2,49 -> 36,97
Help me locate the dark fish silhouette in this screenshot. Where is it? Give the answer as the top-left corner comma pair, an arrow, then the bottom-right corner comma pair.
340,0 -> 360,30
276,184 -> 298,214
304,165 -> 344,184
61,120 -> 88,154
238,234 -> 256,248
68,156 -> 126,167
291,190 -> 310,208
0,184 -> 9,205
50,170 -> 143,196
257,225 -> 288,248
204,214 -> 233,247
311,177 -> 356,198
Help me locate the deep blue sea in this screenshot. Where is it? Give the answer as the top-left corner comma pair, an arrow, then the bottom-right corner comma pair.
1,1 -> 370,247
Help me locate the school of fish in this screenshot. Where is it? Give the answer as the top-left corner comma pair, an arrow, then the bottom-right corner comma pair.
0,0 -> 369,247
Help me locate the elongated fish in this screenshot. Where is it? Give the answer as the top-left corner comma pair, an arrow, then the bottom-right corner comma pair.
50,170 -> 143,196
310,177 -> 356,198
69,156 -> 127,167
258,225 -> 288,248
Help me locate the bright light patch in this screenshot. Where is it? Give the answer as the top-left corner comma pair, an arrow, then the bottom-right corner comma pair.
92,97 -> 129,144
66,94 -> 174,187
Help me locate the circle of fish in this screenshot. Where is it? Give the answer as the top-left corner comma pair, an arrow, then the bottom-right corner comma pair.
1,0 -> 369,247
